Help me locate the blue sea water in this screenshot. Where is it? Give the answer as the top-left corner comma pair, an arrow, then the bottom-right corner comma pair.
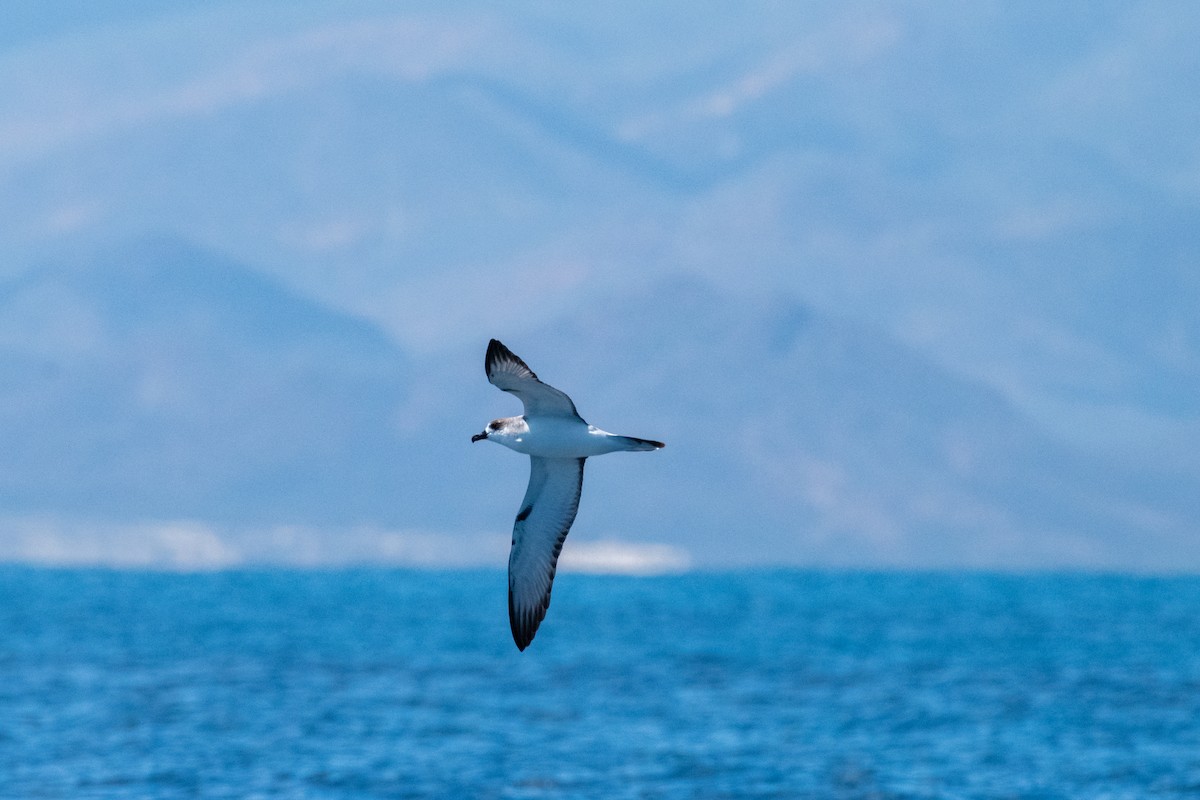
2,569 -> 1199,799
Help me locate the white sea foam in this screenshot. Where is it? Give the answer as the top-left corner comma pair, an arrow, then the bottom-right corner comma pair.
558,540 -> 692,576
0,517 -> 240,570
0,517 -> 693,574
0,517 -> 508,570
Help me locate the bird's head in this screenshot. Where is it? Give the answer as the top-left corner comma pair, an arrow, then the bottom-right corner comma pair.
472,417 -> 525,445
472,418 -> 504,443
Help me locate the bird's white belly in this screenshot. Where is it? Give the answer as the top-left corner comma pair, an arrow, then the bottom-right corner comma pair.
504,419 -> 621,458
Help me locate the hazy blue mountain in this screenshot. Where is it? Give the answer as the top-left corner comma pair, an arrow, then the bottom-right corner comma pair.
506,278 -> 1199,569
1,4 -> 1197,567
3,2 -> 1197,455
1,242 -> 1193,569
0,239 -> 413,523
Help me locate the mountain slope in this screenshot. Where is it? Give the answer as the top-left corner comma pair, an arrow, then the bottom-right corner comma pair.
505,278 -> 1199,568
0,238 -> 412,522
3,1 -> 1197,449
0,243 -> 1194,570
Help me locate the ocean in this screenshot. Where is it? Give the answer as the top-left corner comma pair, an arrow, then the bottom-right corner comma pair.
2,569 -> 1198,799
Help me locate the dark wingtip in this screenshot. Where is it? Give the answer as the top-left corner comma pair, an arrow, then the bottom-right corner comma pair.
508,587 -> 535,651
485,339 -> 504,375
509,610 -> 544,651
485,338 -> 538,382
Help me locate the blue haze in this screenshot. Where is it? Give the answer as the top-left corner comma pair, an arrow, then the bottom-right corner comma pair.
0,3 -> 1198,568
3,569 -> 1200,798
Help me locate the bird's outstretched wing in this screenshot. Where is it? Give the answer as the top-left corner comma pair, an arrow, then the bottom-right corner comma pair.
508,456 -> 586,650
486,339 -> 580,419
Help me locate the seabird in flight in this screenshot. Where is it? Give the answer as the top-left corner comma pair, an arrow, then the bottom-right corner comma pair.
473,339 -> 664,650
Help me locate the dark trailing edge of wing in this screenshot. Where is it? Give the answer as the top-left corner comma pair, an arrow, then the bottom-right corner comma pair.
508,458 -> 585,651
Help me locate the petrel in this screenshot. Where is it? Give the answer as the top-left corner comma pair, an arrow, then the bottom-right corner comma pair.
473,339 -> 664,650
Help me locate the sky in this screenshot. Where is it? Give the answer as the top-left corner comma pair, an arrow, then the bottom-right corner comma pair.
0,1 -> 1197,570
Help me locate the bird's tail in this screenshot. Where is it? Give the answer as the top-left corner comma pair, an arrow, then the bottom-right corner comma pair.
614,435 -> 665,451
